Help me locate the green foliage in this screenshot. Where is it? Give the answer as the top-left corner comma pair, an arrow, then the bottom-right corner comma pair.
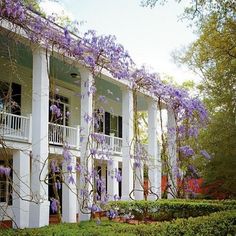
178,12 -> 236,197
140,0 -> 236,21
1,210 -> 236,236
22,0 -> 41,12
107,199 -> 236,221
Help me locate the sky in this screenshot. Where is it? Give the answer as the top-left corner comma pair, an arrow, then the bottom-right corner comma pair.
40,0 -> 199,84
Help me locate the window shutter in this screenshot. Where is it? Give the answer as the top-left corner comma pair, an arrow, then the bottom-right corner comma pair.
105,112 -> 110,135
118,116 -> 122,138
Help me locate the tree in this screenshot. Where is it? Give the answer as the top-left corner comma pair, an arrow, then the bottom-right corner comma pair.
140,0 -> 236,21
22,0 -> 41,12
177,13 -> 236,197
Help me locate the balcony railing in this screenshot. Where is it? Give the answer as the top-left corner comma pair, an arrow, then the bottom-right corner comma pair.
48,123 -> 80,149
0,111 -> 31,142
0,112 -> 80,149
94,133 -> 122,155
0,112 -> 124,154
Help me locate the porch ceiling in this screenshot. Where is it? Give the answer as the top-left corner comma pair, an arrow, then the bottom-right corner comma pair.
0,34 -> 32,69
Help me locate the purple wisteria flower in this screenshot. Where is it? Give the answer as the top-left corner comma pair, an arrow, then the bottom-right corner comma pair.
98,95 -> 107,103
50,198 -> 58,213
106,209 -> 117,219
67,165 -> 73,172
0,166 -> 11,176
179,146 -> 195,157
55,180 -> 61,190
114,168 -> 122,182
50,104 -> 61,118
63,148 -> 71,161
68,175 -> 75,184
200,150 -> 211,160
50,160 -> 59,173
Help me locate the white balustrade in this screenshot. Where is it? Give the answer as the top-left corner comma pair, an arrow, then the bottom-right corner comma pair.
48,122 -> 79,148
114,136 -> 122,154
0,112 -> 30,141
0,111 -> 121,154
94,133 -> 122,155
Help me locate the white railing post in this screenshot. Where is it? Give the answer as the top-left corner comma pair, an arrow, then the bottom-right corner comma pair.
28,114 -> 32,143
110,133 -> 115,153
76,125 -> 80,150
63,125 -> 66,144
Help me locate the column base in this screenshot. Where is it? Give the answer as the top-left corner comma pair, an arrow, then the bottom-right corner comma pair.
12,200 -> 30,229
134,190 -> 144,200
29,201 -> 50,228
121,195 -> 132,201
147,195 -> 158,201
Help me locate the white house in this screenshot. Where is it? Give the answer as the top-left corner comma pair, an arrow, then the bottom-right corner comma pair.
0,1 -> 177,229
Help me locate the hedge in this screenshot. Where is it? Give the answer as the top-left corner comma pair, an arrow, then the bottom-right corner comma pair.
107,199 -> 236,221
1,210 -> 236,236
114,210 -> 236,236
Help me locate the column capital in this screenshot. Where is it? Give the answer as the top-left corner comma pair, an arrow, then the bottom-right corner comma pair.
32,46 -> 51,57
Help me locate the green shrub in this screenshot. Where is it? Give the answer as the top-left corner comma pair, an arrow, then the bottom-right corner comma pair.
107,199 -> 236,221
119,210 -> 236,236
1,210 -> 236,236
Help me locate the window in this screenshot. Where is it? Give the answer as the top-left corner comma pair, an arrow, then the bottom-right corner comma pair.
0,82 -> 21,115
110,115 -> 118,136
94,109 -> 104,133
109,114 -> 122,138
95,111 -> 122,138
49,94 -> 70,126
0,82 -> 9,112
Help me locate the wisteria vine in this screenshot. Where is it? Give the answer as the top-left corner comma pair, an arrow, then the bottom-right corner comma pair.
0,0 -> 210,225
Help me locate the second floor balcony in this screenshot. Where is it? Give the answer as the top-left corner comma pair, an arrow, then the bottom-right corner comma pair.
0,112 -> 123,155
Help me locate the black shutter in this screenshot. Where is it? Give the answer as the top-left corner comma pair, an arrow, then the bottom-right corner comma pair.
118,116 -> 122,138
97,166 -> 101,198
105,112 -> 110,135
118,168 -> 122,198
11,83 -> 21,115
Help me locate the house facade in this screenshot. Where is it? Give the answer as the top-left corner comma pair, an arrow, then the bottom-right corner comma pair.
0,3 -> 177,229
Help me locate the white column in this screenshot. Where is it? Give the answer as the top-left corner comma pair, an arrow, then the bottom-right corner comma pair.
29,48 -> 50,228
107,160 -> 119,201
134,161 -> 143,200
167,107 -> 177,199
62,156 -> 77,223
101,163 -> 107,201
121,87 -> 134,200
79,68 -> 93,221
148,99 -> 162,200
12,150 -> 30,228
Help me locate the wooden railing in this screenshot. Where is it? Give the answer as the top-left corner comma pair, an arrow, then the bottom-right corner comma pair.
48,123 -> 80,149
0,112 -> 80,149
94,133 -> 122,155
0,112 -> 31,142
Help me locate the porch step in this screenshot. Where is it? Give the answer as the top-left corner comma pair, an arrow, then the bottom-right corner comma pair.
49,215 -> 60,225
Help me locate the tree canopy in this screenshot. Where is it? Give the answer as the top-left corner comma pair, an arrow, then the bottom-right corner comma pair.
141,0 -> 236,198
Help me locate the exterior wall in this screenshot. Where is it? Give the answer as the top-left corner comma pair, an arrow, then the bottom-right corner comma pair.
95,94 -> 122,117
50,80 -> 81,127
0,58 -> 32,116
